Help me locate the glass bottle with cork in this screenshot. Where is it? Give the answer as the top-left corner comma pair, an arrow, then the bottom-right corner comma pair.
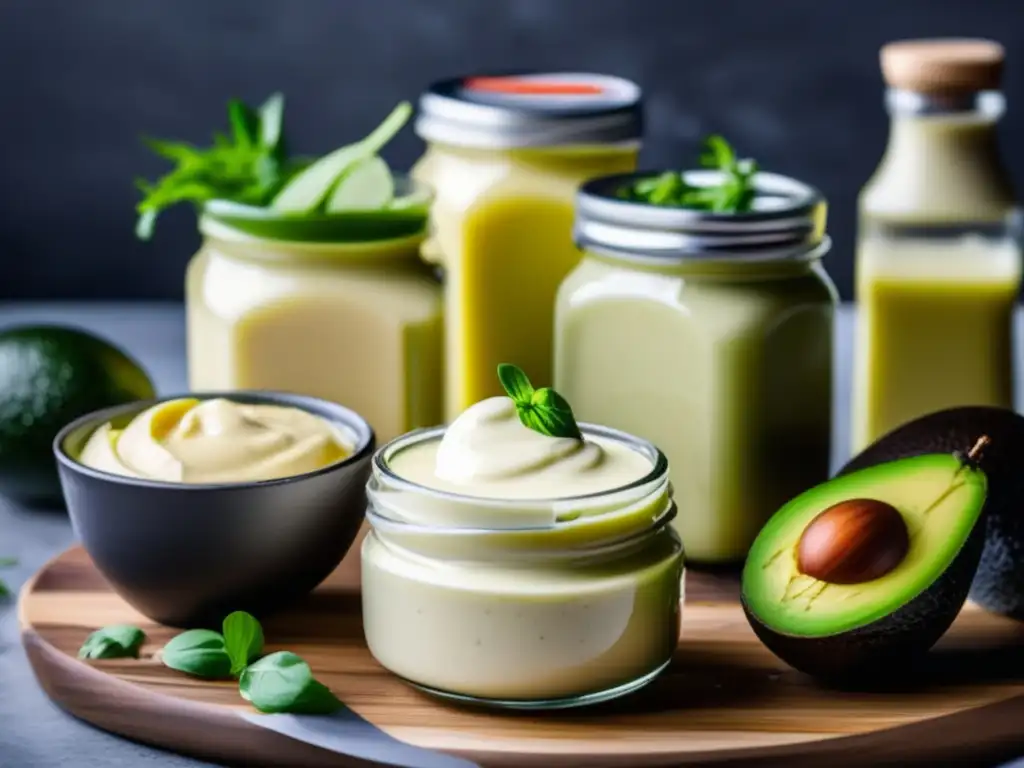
852,39 -> 1022,452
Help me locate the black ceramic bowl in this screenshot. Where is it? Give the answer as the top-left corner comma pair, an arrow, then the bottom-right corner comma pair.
53,390 -> 375,628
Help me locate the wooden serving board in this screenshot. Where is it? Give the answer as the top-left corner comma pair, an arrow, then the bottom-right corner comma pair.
20,541 -> 1024,768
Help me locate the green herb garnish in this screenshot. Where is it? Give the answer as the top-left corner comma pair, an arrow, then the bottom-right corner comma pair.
156,611 -> 339,714
497,364 -> 582,441
239,651 -> 342,715
618,134 -> 759,213
161,628 -> 233,679
0,556 -> 15,597
78,625 -> 146,660
134,93 -> 293,240
134,96 -> 417,242
223,610 -> 265,677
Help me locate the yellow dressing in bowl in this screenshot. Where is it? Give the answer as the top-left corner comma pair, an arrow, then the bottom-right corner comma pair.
79,397 -> 353,483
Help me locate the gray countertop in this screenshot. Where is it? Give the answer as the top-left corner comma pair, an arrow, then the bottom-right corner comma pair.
1,301 -> 1023,768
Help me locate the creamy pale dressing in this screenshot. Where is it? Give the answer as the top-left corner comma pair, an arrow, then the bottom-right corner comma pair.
390,396 -> 651,500
361,395 -> 682,704
79,397 -> 352,483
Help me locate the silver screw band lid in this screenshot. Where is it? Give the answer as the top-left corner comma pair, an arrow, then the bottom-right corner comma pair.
415,72 -> 643,150
573,170 -> 829,263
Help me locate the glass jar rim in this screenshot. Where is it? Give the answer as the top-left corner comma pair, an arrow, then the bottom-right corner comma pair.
369,423 -> 670,533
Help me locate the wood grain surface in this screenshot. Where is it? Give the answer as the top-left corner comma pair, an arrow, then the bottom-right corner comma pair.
19,537 -> 1024,768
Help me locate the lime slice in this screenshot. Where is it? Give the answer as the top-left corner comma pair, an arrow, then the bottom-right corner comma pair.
203,199 -> 427,243
271,101 -> 412,213
326,156 -> 394,212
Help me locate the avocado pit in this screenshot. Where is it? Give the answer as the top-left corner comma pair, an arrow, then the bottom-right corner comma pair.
796,498 -> 910,585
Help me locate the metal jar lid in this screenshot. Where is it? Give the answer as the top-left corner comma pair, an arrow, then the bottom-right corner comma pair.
573,170 -> 830,263
415,72 -> 643,150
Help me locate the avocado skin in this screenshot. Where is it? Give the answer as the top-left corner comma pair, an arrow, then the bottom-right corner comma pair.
841,406 -> 1024,620
0,326 -> 155,507
742,510 -> 984,683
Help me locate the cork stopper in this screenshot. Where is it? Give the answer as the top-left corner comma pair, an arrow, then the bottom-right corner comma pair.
881,39 -> 1005,94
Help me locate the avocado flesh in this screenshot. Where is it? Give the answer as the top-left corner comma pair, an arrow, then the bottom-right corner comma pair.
742,453 -> 987,680
840,406 -> 1024,620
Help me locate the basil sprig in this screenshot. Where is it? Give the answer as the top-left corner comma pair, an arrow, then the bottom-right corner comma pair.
77,610 -> 340,715
134,93 -> 295,240
78,624 -> 146,660
497,364 -> 582,440
618,134 -> 759,213
156,610 -> 339,715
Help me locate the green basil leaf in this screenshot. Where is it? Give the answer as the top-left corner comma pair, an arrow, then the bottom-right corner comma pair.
530,387 -> 571,413
530,388 -> 583,440
223,611 -> 264,677
497,363 -> 534,405
161,629 -> 232,679
287,679 -> 344,715
78,625 -> 146,660
239,651 -> 340,714
0,581 -> 8,597
515,405 -> 546,435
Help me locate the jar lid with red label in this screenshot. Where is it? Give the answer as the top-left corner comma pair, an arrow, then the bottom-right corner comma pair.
415,72 -> 644,150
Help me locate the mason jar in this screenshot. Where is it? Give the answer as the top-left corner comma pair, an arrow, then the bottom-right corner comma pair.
185,192 -> 444,446
360,424 -> 684,709
411,72 -> 643,420
554,171 -> 838,566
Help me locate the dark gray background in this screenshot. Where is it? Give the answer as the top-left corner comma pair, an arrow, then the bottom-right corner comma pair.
2,0 -> 1022,302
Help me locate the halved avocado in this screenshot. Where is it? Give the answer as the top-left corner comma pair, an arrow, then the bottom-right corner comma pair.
742,451 -> 987,681
841,406 -> 1024,620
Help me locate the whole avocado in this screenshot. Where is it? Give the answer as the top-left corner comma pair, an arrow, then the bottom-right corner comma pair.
0,325 -> 155,506
840,406 -> 1024,620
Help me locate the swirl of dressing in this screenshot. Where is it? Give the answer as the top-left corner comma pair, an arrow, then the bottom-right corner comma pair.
391,397 -> 651,500
79,398 -> 352,483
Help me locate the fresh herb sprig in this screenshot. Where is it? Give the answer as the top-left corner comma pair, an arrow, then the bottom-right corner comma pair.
497,364 -> 582,441
618,134 -> 759,213
134,93 -> 293,240
79,611 -> 340,715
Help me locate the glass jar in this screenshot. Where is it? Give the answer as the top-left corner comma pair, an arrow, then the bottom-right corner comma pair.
360,424 -> 683,709
555,171 -> 837,565
851,39 -> 1021,453
411,73 -> 643,420
186,212 -> 444,445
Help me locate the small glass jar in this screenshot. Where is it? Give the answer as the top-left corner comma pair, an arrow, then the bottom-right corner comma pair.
185,196 -> 444,445
411,73 -> 643,420
360,424 -> 684,709
555,171 -> 837,565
